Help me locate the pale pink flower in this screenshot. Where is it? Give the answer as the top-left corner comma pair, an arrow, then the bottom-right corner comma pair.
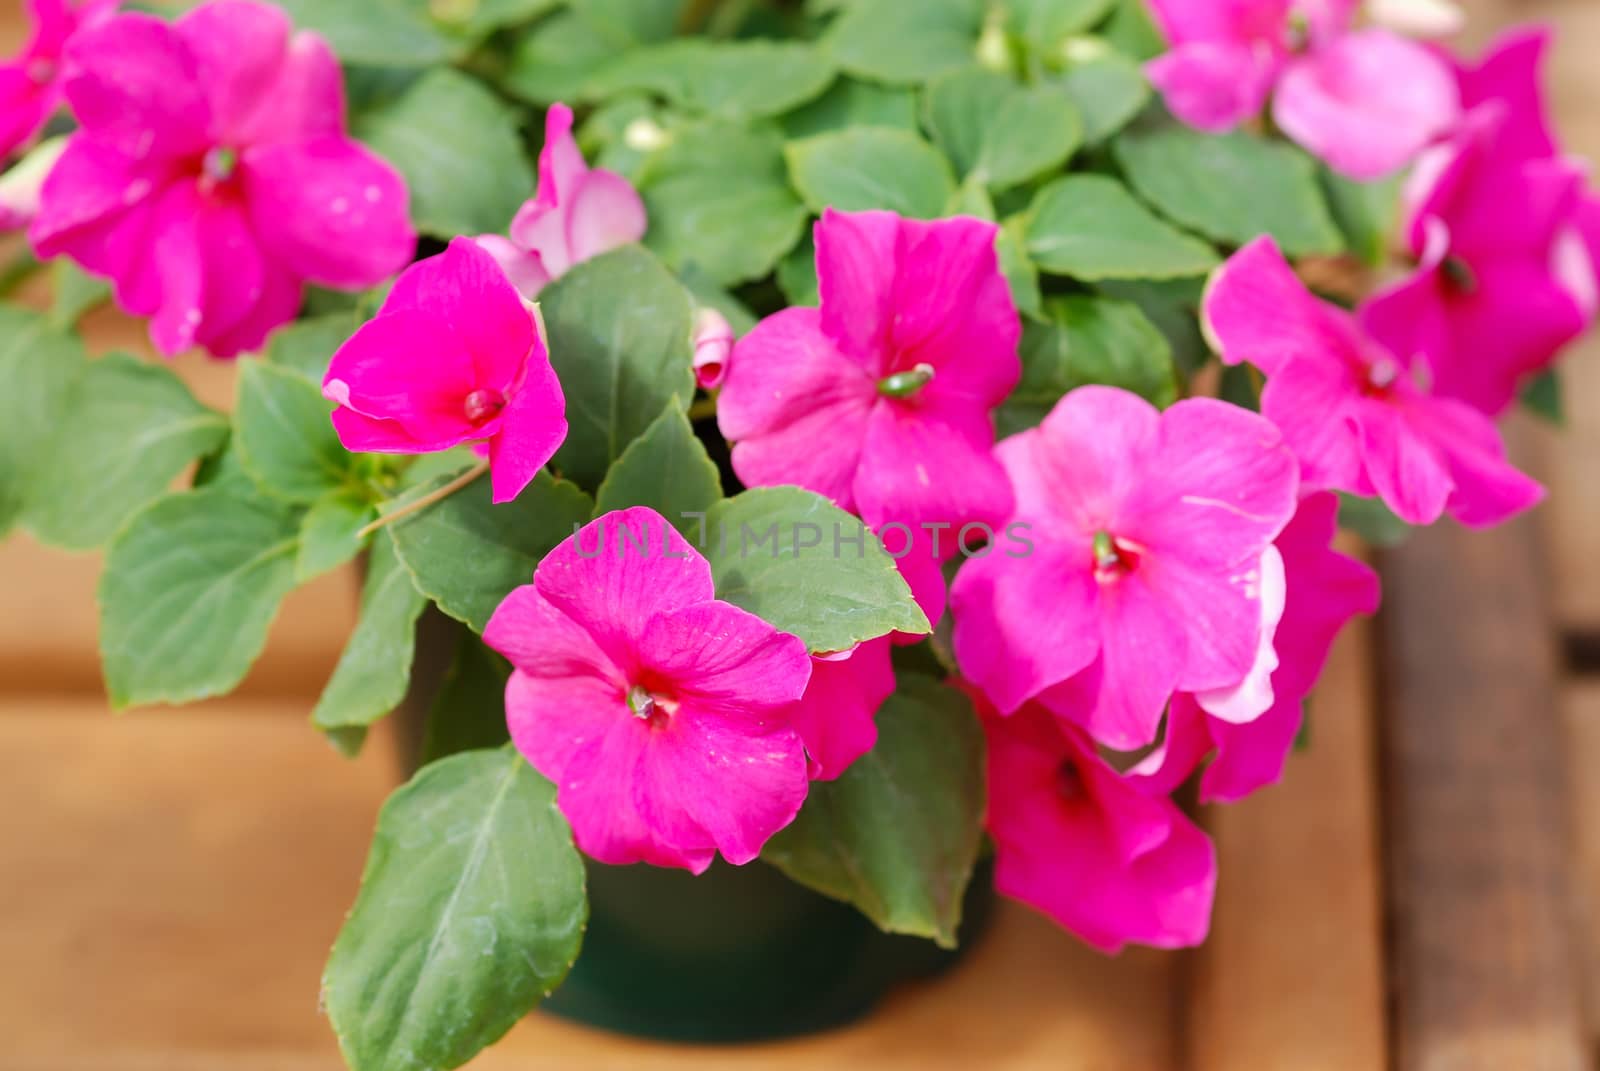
30,0 -> 415,357
692,307 -> 734,391
1145,0 -> 1459,179
323,238 -> 566,504
474,102 -> 647,300
483,508 -> 813,872
951,386 -> 1299,750
1204,236 -> 1543,527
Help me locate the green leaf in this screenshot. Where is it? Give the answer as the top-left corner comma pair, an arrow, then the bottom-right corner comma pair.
594,401 -> 722,536
541,245 -> 697,488
1521,368 -> 1564,425
269,0 -> 455,67
1023,174 -> 1218,280
998,216 -> 1043,320
24,353 -> 227,550
639,120 -> 808,287
295,489 -> 375,583
1113,124 -> 1344,257
356,68 -> 533,238
503,12 -> 616,105
764,673 -> 985,948
922,67 -> 1082,190
824,0 -> 984,85
234,359 -> 354,505
1321,166 -> 1401,268
779,78 -> 919,139
1050,44 -> 1150,143
98,487 -> 300,708
569,0 -> 687,45
0,308 -> 85,537
323,747 -> 587,1071
388,469 -> 593,633
998,294 -> 1177,436
776,233 -> 820,306
702,487 -> 929,652
1096,276 -> 1209,374
420,632 -> 513,766
1003,0 -> 1115,55
586,39 -> 836,119
786,127 -> 956,219
1337,493 -> 1412,548
1101,0 -> 1166,61
266,313 -> 357,383
312,532 -> 428,741
50,260 -> 110,328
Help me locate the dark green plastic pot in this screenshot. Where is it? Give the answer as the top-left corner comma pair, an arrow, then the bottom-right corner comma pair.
396,608 -> 996,1043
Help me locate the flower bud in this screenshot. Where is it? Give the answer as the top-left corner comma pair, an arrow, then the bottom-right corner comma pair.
692,307 -> 734,390
0,136 -> 65,231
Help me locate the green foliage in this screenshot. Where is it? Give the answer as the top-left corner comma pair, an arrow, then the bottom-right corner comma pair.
823,0 -> 986,85
419,632 -> 513,766
765,673 -> 986,947
922,67 -> 1082,190
786,127 -> 957,218
356,68 -> 533,238
999,295 -> 1177,436
0,308 -> 85,538
323,747 -> 587,1071
702,487 -> 930,653
586,39 -> 836,119
780,78 -> 919,139
1023,174 -> 1218,280
1114,124 -> 1345,257
1049,43 -> 1151,143
594,401 -> 722,536
234,360 -> 356,505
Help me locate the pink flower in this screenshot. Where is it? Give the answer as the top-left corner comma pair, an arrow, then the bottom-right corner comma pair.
1145,0 -> 1458,179
483,507 -> 813,872
1204,236 -> 1543,527
951,386 -> 1299,751
786,638 -> 894,782
717,208 -> 1021,536
691,307 -> 734,391
323,237 -> 567,504
474,102 -> 646,300
29,0 -> 415,357
1130,493 -> 1380,803
1359,33 -> 1595,416
979,693 -> 1216,953
0,0 -> 116,161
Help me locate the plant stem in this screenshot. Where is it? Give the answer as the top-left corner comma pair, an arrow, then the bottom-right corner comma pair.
357,459 -> 489,539
687,397 -> 718,422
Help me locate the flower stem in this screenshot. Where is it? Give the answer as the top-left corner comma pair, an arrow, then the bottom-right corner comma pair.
357,459 -> 489,539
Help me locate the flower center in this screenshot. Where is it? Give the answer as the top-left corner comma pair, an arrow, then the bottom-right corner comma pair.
1092,530 -> 1139,581
25,58 -> 56,85
1283,10 -> 1311,52
1058,760 -> 1087,803
877,362 -> 935,399
1363,356 -> 1401,397
1441,255 -> 1477,295
462,388 -> 507,425
626,683 -> 676,727
202,145 -> 239,185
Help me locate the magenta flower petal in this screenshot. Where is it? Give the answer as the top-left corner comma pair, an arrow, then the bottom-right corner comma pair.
1146,43 -> 1277,131
691,307 -> 734,391
813,207 -> 901,367
487,507 -> 813,872
60,13 -> 210,160
1452,26 -> 1558,163
486,356 -> 567,505
244,136 -> 414,290
853,396 -> 1014,532
1272,30 -> 1459,179
786,638 -> 895,781
1025,384 -> 1161,527
1194,545 -> 1286,723
473,233 -> 551,301
1271,492 -> 1380,702
983,699 -> 1216,953
325,312 -> 482,447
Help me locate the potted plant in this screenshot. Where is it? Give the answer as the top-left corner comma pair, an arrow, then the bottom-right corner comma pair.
0,0 -> 1590,1066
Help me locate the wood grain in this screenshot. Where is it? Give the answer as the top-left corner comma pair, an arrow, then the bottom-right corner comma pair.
1378,502 -> 1588,1071
1562,682 -> 1600,1049
1186,609 -> 1387,1071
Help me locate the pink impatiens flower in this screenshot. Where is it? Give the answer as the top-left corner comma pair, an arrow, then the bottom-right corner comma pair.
323,237 -> 567,504
979,693 -> 1216,953
1145,0 -> 1459,179
1130,493 -> 1380,803
1359,31 -> 1596,416
785,638 -> 894,782
951,386 -> 1299,751
483,507 -> 813,872
474,102 -> 647,300
718,208 -> 1021,536
0,0 -> 116,161
30,0 -> 415,357
691,307 -> 734,391
1204,236 -> 1544,527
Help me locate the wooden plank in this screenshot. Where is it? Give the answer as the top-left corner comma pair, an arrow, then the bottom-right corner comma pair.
1186,607 -> 1387,1071
0,700 -> 1184,1071
1562,682 -> 1600,1047
1379,495 -> 1587,1071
